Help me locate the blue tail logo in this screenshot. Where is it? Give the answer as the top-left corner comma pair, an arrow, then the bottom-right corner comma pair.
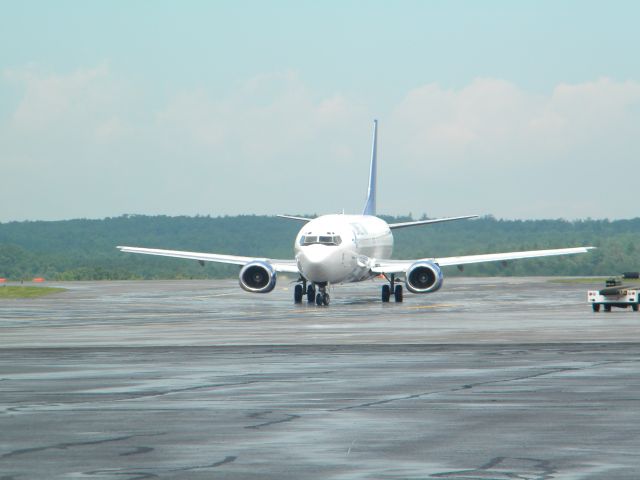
362,119 -> 378,216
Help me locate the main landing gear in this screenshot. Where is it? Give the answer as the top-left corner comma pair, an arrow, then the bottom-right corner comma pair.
382,274 -> 403,303
294,279 -> 326,305
296,278 -> 403,306
294,284 -> 303,303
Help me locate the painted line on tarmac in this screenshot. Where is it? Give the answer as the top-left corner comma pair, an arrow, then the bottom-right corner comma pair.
290,304 -> 454,313
406,304 -> 453,309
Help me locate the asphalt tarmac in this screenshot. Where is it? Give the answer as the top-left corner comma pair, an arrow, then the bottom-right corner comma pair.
1,278 -> 640,479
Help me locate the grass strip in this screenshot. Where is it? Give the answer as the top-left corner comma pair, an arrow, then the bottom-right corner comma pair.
0,286 -> 66,299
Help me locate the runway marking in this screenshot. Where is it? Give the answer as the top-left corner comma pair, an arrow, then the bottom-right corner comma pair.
291,304 -> 453,312
406,304 -> 453,310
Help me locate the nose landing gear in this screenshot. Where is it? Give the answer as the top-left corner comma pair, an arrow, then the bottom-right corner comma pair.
315,283 -> 330,306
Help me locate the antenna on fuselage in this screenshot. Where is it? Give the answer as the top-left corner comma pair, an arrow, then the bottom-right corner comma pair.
362,119 -> 378,216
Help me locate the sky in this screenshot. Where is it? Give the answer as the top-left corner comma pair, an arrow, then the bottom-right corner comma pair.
1,0 -> 639,222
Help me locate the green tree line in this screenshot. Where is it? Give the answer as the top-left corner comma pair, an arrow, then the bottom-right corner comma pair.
0,214 -> 638,280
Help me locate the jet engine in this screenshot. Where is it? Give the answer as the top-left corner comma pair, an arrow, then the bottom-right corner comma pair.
239,261 -> 277,293
405,261 -> 444,294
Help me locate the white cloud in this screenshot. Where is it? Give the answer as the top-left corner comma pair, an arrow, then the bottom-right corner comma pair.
4,63 -> 133,139
1,67 -> 639,221
382,77 -> 640,218
156,70 -> 362,161
389,77 -> 640,164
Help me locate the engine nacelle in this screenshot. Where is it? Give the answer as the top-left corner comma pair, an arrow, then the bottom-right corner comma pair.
239,261 -> 277,293
405,261 -> 444,294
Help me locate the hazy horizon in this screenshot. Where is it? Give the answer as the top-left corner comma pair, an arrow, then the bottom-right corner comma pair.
1,212 -> 638,225
2,1 -> 639,222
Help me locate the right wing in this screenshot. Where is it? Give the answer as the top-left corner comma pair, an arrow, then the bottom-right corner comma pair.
117,246 -> 299,273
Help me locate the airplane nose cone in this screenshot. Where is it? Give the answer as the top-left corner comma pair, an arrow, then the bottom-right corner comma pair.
298,245 -> 340,282
303,245 -> 333,264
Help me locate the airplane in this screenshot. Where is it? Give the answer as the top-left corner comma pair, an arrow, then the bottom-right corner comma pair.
118,120 -> 594,306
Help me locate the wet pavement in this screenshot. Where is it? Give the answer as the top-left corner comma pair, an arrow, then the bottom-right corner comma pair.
1,278 -> 640,479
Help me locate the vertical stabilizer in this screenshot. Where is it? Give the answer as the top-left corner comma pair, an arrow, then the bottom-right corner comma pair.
362,119 -> 378,216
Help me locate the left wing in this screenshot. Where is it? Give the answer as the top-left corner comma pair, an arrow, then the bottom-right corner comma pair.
117,246 -> 299,273
371,246 -> 595,274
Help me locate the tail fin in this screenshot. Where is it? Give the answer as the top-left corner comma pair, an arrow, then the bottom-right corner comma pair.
362,119 -> 378,216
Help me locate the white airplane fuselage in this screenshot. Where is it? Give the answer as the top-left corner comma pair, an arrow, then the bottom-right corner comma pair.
294,214 -> 393,284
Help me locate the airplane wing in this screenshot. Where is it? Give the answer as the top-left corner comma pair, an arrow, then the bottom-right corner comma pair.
388,215 -> 479,229
117,246 -> 299,273
371,246 -> 595,274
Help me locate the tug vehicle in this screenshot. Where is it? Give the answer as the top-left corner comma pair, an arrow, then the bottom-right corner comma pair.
588,277 -> 640,312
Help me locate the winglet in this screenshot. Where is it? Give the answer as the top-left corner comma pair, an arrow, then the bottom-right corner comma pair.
362,119 -> 378,216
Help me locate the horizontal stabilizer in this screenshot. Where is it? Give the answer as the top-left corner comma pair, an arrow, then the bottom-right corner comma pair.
277,214 -> 314,222
388,215 -> 479,230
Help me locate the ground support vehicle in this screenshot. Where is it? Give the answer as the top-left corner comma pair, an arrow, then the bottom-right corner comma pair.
588,278 -> 640,312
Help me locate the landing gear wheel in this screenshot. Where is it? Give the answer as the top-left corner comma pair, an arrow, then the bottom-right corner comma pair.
294,284 -> 303,303
633,304 -> 639,312
314,284 -> 329,306
592,303 -> 600,312
382,284 -> 391,303
307,285 -> 316,303
315,291 -> 330,306
604,304 -> 611,312
394,284 -> 403,302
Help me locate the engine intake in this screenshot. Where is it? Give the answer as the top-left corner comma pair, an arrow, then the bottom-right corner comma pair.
406,261 -> 443,294
239,261 -> 277,293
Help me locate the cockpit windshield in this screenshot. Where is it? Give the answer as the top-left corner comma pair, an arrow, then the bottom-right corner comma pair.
300,235 -> 342,246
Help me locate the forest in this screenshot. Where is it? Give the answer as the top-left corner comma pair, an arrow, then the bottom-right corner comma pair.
1,214 -> 639,280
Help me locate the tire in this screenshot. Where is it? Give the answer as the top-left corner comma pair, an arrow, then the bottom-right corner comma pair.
316,292 -> 323,306
382,284 -> 391,303
294,284 -> 303,303
323,293 -> 330,306
592,303 -> 600,312
604,304 -> 611,312
307,285 -> 316,303
394,284 -> 403,303
633,304 -> 639,312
